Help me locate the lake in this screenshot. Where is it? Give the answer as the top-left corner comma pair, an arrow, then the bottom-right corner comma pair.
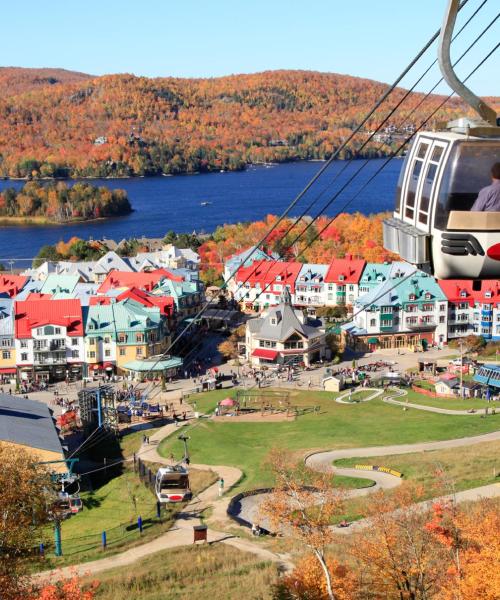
0,158 -> 400,266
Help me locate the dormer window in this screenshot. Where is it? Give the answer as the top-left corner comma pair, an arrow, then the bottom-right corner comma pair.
271,318 -> 277,325
276,276 -> 282,281
485,291 -> 492,298
460,290 -> 467,298
425,293 -> 431,300
338,275 -> 345,281
409,294 -> 416,301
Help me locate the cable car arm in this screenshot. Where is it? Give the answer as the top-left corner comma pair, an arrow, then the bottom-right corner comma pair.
438,0 -> 497,126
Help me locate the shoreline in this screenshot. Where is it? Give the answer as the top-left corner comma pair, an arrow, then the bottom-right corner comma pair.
0,212 -> 132,228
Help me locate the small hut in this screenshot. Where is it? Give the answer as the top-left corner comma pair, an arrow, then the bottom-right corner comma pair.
217,397 -> 239,416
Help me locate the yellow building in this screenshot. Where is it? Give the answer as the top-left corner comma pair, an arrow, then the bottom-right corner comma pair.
0,298 -> 17,383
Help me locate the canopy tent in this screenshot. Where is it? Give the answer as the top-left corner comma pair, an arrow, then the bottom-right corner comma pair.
123,357 -> 183,379
219,398 -> 236,407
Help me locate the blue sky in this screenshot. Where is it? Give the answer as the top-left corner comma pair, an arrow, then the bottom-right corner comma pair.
1,0 -> 498,95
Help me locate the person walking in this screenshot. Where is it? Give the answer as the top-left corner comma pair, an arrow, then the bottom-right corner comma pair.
218,477 -> 225,497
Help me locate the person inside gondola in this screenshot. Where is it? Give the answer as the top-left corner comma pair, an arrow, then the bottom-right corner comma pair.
471,162 -> 500,211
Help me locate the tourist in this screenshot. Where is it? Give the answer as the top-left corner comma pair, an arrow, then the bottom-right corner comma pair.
471,162 -> 500,211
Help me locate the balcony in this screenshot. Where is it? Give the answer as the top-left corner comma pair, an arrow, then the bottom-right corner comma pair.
405,319 -> 436,331
34,353 -> 66,366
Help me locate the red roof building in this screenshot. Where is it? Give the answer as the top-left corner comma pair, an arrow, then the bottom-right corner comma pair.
97,268 -> 182,294
438,280 -> 500,306
15,299 -> 84,338
324,256 -> 366,285
235,260 -> 302,294
0,274 -> 28,298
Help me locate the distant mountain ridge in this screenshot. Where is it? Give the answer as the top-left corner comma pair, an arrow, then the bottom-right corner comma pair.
0,67 -> 497,178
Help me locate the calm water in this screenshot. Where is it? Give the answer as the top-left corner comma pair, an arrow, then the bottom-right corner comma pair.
0,158 -> 400,265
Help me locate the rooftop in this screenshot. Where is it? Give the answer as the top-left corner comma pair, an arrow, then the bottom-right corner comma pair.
0,394 -> 65,455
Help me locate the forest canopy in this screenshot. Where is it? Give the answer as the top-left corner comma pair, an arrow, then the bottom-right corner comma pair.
0,181 -> 131,223
0,68 -> 497,178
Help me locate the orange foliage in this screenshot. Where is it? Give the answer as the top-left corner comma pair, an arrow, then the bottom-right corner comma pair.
199,212 -> 395,274
34,576 -> 98,600
0,68 -> 492,178
277,554 -> 356,600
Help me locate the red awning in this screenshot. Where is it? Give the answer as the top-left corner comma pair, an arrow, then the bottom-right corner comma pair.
252,348 -> 278,360
0,368 -> 16,374
103,362 -> 115,370
92,364 -> 101,370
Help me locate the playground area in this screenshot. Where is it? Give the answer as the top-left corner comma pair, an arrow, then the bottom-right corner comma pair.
213,389 -> 320,421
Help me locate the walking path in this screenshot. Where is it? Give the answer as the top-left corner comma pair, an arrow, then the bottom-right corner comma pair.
36,388 -> 500,582
235,429 -> 500,529
37,418 -> 293,583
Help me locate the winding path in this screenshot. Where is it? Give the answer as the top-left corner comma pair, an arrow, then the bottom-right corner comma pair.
234,429 -> 500,530
37,397 -> 500,582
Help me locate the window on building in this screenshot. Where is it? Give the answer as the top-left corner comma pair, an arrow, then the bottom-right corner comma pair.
89,338 -> 96,346
104,336 -> 110,344
71,338 -> 78,346
20,340 -> 28,348
439,316 -> 445,323
21,353 -> 28,361
119,348 -> 126,356
2,350 -> 10,359
1,339 -> 11,347
55,327 -> 61,335
136,347 -> 143,356
118,334 -> 126,343
349,285 -> 354,291
71,350 -> 79,358
105,349 -> 111,357
88,351 -> 96,359
136,334 -> 145,343
370,319 -> 376,327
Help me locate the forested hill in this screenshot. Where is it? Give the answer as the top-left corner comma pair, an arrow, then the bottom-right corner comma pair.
0,67 -> 498,178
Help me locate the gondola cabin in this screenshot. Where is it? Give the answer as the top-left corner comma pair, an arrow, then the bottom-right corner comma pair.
383,131 -> 500,280
155,465 -> 192,503
383,0 -> 500,281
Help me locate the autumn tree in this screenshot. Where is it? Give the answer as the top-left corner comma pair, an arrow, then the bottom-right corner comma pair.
347,483 -> 450,600
260,449 -> 346,600
0,443 -> 53,599
426,497 -> 500,600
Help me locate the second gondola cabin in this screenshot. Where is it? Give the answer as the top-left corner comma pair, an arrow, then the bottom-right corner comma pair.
384,130 -> 500,280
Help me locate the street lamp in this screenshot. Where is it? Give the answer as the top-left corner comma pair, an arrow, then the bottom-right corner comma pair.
178,434 -> 190,464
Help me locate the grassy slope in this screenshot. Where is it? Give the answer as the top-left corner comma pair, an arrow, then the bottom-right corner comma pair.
159,390 -> 500,492
402,390 -> 499,411
335,439 -> 500,493
90,544 -> 276,600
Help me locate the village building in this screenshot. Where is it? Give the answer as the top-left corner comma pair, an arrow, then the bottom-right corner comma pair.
438,280 -> 500,341
234,260 -> 302,311
342,262 -> 448,352
245,289 -> 326,367
14,298 -> 85,382
0,274 -> 29,298
293,264 -> 329,307
358,262 -> 391,296
0,298 -> 16,382
324,256 -> 366,307
223,246 -> 278,291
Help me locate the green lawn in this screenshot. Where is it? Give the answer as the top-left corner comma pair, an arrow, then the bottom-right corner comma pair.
185,388 -> 238,414
402,390 -> 498,411
335,439 -> 500,495
158,389 -> 500,493
37,466 -> 217,568
120,426 -> 162,457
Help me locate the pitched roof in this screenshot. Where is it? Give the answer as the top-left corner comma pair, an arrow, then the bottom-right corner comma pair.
15,298 -> 84,338
357,263 -> 447,308
0,394 -> 64,454
0,298 -> 14,336
0,274 -> 28,298
40,274 -> 80,295
97,268 -> 181,294
438,280 -> 500,305
236,260 -> 302,292
325,256 -> 366,284
297,263 -> 329,283
359,262 -> 391,285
